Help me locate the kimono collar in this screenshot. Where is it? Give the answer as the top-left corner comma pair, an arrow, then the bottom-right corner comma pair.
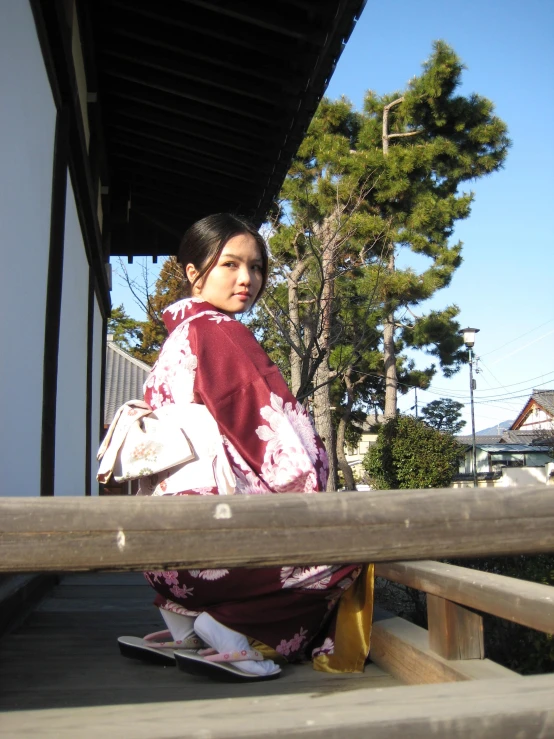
162,298 -> 224,334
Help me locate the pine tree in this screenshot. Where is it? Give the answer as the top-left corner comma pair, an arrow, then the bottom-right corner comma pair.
359,41 -> 510,418
421,398 -> 466,434
260,42 -> 509,487
107,304 -> 143,355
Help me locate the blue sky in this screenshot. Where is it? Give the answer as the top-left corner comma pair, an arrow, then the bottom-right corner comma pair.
111,0 -> 554,432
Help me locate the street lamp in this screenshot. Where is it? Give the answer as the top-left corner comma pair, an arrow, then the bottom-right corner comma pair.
459,327 -> 480,487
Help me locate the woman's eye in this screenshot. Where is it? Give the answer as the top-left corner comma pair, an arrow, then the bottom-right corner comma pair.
222,262 -> 236,268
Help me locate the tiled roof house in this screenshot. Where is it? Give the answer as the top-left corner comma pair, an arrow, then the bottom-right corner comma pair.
104,337 -> 151,427
510,389 -> 554,432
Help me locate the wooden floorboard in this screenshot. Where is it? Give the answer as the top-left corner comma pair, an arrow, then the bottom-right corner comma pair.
0,573 -> 399,714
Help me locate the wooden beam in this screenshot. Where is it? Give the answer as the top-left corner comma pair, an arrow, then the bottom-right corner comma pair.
4,674 -> 553,738
109,133 -> 265,182
100,14 -> 302,91
121,181 -> 233,214
40,106 -> 69,497
84,269 -> 95,497
177,0 -> 321,41
101,42 -> 287,107
108,120 -> 273,170
110,151 -> 259,196
104,79 -> 280,139
101,57 -> 285,123
114,167 -> 245,207
108,102 -> 269,151
427,594 -> 485,660
110,0 -> 304,59
371,608 -> 514,684
375,560 -> 554,634
0,487 -> 553,573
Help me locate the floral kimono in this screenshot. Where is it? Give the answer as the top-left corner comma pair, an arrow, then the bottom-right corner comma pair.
140,298 -> 373,672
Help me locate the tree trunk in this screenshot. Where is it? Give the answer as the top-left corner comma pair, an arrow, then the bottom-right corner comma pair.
336,415 -> 355,491
311,218 -> 338,490
383,307 -> 397,420
313,363 -> 337,491
288,259 -> 308,397
381,98 -> 404,421
336,370 -> 356,490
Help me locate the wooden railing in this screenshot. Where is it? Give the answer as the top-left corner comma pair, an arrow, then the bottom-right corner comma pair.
1,486 -> 553,736
1,486 -> 553,572
372,559 -> 554,686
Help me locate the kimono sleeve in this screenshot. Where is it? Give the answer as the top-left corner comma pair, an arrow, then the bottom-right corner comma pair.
190,317 -> 328,493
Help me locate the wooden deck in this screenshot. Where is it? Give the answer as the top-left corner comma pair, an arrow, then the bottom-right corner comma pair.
0,574 -> 399,720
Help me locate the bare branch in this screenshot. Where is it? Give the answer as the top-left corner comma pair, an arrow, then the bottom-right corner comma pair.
388,130 -> 422,140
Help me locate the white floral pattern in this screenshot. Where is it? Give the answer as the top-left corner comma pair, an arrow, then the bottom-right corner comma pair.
256,393 -> 320,493
312,637 -> 334,657
280,566 -> 335,590
187,569 -> 229,580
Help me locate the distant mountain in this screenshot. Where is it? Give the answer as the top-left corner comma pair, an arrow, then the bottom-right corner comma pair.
476,420 -> 513,436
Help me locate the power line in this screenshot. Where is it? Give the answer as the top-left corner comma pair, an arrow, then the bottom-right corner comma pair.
472,368 -> 554,391
349,368 -> 554,410
479,317 -> 554,358
489,329 -> 554,366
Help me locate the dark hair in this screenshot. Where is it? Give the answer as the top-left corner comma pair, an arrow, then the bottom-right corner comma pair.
177,213 -> 269,306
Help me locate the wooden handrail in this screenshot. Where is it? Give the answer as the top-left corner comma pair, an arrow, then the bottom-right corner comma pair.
1,486 -> 553,572
375,560 -> 554,634
3,674 -> 554,736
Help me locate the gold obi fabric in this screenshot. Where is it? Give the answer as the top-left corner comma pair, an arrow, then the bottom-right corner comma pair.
313,563 -> 374,673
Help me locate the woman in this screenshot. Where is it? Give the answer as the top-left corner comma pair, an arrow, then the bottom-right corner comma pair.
120,214 -> 373,681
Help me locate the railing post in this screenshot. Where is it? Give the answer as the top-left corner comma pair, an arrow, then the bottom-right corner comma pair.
427,594 -> 484,660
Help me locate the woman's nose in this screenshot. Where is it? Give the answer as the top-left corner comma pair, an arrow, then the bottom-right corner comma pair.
238,266 -> 251,284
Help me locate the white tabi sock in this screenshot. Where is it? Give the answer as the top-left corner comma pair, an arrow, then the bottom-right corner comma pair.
159,608 -> 196,642
194,612 -> 278,676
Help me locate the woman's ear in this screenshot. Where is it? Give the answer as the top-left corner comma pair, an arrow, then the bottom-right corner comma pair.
185,263 -> 200,292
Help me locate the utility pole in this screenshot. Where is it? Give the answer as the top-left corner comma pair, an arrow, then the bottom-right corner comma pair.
459,328 -> 480,488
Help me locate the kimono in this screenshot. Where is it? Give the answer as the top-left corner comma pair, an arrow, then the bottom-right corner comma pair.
140,298 -> 373,671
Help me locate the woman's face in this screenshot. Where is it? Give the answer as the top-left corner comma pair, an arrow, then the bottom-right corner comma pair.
186,233 -> 264,317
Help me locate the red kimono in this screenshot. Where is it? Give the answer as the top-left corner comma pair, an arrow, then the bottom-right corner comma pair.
140,298 -> 363,663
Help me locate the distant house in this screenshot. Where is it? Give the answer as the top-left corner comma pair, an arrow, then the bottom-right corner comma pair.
101,337 -> 151,494
344,411 -> 384,483
457,442 -> 552,476
455,389 -> 554,487
510,389 -> 554,433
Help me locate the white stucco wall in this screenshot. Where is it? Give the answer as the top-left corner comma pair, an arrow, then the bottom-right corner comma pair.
0,2 -> 56,496
497,466 -> 547,487
54,178 -> 89,495
461,448 -> 489,474
519,407 -> 554,431
90,296 -> 104,494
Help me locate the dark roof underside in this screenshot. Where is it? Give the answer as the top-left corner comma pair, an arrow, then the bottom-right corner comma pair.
91,0 -> 366,257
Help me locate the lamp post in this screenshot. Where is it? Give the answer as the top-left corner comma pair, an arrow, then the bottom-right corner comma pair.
459,328 -> 480,488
